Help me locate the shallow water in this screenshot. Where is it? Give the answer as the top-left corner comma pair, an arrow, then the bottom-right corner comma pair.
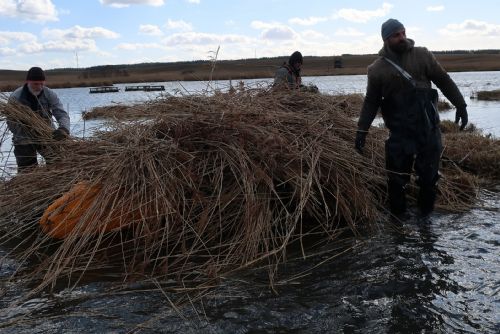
0,186 -> 498,333
1,72 -> 499,333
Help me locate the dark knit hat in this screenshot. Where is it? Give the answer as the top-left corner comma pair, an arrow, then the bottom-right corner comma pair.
289,51 -> 303,65
381,18 -> 404,40
26,67 -> 46,81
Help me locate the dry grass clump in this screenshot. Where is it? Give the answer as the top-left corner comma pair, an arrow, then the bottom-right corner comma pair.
443,130 -> 500,179
0,89 -> 387,297
82,91 -> 367,121
474,89 -> 500,101
438,99 -> 453,111
0,89 -> 498,299
440,119 -> 500,179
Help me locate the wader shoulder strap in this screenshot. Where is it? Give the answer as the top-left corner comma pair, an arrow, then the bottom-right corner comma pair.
383,57 -> 416,88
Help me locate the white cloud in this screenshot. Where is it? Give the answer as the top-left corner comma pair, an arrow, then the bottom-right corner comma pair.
251,21 -> 298,41
42,39 -> 98,52
139,24 -> 163,36
165,19 -> 193,32
162,32 -> 250,46
0,0 -> 58,23
250,21 -> 275,30
99,0 -> 164,8
261,26 -> 297,40
0,31 -> 37,44
0,47 -> 16,56
186,0 -> 200,3
0,0 -> 17,16
334,2 -> 393,23
439,19 -> 500,37
300,30 -> 328,40
17,41 -> 44,53
116,42 -> 163,50
18,39 -> 98,53
42,26 -> 120,40
426,5 -> 444,12
335,28 -> 365,37
288,16 -> 327,26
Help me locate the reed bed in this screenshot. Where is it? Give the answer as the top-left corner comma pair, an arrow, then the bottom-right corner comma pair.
474,89 -> 500,101
441,120 -> 500,179
0,89 -> 497,299
0,89 -> 386,297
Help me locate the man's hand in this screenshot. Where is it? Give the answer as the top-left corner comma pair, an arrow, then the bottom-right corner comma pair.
355,130 -> 367,154
455,106 -> 468,130
53,127 -> 69,140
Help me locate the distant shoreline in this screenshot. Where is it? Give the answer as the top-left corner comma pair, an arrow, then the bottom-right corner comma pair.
1,52 -> 500,91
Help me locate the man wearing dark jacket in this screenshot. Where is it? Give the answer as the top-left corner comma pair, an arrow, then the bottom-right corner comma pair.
273,51 -> 303,89
355,19 -> 468,217
8,66 -> 70,172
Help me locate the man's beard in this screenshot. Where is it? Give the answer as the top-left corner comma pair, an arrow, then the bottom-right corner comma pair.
389,40 -> 408,54
28,86 -> 42,96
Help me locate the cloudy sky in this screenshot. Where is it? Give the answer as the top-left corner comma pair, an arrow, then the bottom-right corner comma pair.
1,0 -> 499,70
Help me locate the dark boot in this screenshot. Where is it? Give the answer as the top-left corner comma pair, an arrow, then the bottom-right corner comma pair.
418,186 -> 437,216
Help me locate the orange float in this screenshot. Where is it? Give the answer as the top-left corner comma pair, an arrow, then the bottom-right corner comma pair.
40,181 -> 141,239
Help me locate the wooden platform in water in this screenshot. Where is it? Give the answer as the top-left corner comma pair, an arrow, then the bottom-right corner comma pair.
125,85 -> 165,92
89,86 -> 120,93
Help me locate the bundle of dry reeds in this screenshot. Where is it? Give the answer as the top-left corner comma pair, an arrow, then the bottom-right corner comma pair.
0,89 -> 497,297
441,120 -> 500,179
0,94 -> 54,141
0,89 -> 386,295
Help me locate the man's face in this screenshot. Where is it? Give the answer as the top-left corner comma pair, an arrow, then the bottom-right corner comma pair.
387,28 -> 407,54
27,81 -> 44,95
293,61 -> 302,71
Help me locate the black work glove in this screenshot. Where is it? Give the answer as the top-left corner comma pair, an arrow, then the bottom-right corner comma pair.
354,130 -> 367,154
455,106 -> 468,130
52,127 -> 69,140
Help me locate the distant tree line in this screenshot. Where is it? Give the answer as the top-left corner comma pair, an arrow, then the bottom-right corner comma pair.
46,49 -> 499,72
432,49 -> 500,54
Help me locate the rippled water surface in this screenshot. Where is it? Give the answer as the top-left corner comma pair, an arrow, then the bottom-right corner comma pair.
1,72 -> 499,333
1,188 -> 498,333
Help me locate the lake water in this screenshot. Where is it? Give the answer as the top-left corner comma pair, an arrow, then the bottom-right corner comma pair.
0,72 -> 499,333
53,71 -> 500,138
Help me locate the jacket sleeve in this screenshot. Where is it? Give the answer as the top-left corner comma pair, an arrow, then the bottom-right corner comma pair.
46,88 -> 70,133
357,66 -> 382,131
426,49 -> 466,108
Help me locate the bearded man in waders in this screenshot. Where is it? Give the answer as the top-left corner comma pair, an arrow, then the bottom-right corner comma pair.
354,19 -> 468,218
273,51 -> 303,89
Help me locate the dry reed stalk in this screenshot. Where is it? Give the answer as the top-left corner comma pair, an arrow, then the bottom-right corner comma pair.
443,132 -> 500,179
475,89 -> 500,101
0,94 -> 54,143
0,89 -> 497,302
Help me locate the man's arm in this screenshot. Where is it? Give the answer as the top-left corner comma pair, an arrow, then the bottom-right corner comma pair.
45,88 -> 70,133
426,50 -> 466,109
426,50 -> 468,128
355,67 -> 383,153
357,68 -> 382,132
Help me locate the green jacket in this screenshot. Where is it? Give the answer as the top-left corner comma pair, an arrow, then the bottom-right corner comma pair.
358,39 -> 466,132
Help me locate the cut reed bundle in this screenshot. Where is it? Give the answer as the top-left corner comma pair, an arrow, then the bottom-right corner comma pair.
0,89 -> 497,298
0,90 -> 386,296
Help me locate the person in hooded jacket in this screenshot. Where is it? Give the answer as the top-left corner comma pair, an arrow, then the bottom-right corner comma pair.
7,66 -> 70,172
274,51 -> 303,89
354,19 -> 468,217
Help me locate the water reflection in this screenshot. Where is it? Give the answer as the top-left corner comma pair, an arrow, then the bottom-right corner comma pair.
0,73 -> 499,333
0,191 -> 498,333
